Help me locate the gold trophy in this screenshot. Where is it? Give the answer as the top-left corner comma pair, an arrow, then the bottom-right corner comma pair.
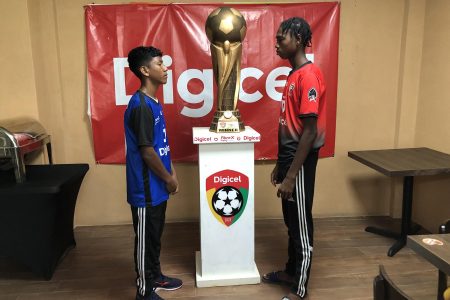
205,7 -> 247,132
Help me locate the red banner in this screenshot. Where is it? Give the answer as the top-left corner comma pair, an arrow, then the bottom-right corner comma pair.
85,3 -> 339,163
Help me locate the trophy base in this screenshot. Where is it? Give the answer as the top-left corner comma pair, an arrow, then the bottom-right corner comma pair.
209,110 -> 245,133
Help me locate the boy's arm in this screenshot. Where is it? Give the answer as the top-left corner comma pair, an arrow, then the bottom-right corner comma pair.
277,117 -> 317,200
171,162 -> 177,177
140,147 -> 178,193
170,162 -> 179,194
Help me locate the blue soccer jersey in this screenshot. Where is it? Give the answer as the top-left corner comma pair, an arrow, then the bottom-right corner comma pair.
124,91 -> 172,207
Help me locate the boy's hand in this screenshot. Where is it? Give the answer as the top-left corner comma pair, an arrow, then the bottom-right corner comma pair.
277,176 -> 295,200
270,164 -> 279,186
169,163 -> 179,194
171,173 -> 179,194
166,175 -> 179,195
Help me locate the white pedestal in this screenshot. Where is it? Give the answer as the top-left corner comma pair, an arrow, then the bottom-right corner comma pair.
193,126 -> 261,288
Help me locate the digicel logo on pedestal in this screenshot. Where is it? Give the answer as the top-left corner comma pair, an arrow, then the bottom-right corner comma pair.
213,175 -> 242,185
206,170 -> 249,227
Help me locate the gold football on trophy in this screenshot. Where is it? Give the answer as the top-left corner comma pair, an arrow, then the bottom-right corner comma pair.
205,7 -> 247,44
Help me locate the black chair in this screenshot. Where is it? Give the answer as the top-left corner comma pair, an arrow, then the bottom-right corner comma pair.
374,265 -> 412,300
438,220 -> 449,300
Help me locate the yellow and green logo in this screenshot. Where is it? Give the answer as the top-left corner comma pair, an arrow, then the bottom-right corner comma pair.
206,170 -> 249,227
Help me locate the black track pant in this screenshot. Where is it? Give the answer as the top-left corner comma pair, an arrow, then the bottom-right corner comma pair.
131,201 -> 167,297
279,150 -> 318,297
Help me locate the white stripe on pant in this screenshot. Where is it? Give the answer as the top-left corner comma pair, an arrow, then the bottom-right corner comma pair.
137,207 -> 146,296
295,166 -> 312,297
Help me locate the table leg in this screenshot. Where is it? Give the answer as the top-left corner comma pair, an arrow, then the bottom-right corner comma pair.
364,176 -> 416,257
401,176 -> 414,236
365,226 -> 400,239
437,218 -> 449,300
387,176 -> 414,257
387,239 -> 406,257
437,270 -> 447,300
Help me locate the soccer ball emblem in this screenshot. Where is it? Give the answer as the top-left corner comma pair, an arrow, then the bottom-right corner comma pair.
205,7 -> 247,44
212,186 -> 243,217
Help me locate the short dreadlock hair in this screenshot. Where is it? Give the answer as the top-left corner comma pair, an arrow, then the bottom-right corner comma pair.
280,17 -> 312,49
127,46 -> 163,79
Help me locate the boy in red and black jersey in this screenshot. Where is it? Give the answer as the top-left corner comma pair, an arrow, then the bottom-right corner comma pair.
278,62 -> 326,163
262,17 -> 326,300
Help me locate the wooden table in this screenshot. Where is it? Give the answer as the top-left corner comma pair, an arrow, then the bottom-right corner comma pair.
408,234 -> 450,300
348,147 -> 450,256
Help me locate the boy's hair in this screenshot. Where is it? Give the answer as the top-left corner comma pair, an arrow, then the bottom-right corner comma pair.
280,17 -> 312,49
127,46 -> 163,78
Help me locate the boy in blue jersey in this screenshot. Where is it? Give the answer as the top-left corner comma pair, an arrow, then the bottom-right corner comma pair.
124,46 -> 182,300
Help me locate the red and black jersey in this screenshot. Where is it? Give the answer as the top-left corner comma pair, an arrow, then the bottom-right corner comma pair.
277,62 -> 326,165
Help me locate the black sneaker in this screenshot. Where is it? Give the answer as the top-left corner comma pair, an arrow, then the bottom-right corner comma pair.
153,274 -> 183,291
136,290 -> 164,300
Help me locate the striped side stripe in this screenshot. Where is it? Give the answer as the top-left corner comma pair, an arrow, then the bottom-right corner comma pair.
137,207 -> 146,296
296,166 -> 311,297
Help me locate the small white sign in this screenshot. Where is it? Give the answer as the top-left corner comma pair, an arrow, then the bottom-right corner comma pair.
192,126 -> 261,144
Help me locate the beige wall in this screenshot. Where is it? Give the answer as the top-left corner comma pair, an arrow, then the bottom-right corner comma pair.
27,0 -> 67,163
413,0 -> 450,232
2,0 -> 446,227
389,0 -> 426,218
0,0 -> 38,120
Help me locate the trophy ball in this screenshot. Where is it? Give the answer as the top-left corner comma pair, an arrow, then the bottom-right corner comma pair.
205,7 -> 247,44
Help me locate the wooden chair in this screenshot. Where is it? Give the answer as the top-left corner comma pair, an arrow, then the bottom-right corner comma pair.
374,265 -> 412,300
